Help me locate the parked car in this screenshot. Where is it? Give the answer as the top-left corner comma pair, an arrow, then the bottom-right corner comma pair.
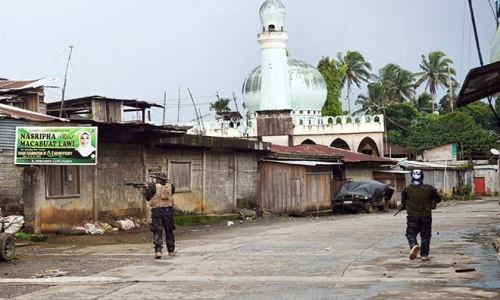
333,180 -> 394,213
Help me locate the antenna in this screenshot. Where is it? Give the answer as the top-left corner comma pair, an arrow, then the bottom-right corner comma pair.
59,45 -> 74,118
490,148 -> 499,155
187,87 -> 203,134
232,92 -> 240,114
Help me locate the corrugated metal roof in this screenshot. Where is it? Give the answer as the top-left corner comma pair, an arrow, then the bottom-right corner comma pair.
271,144 -> 397,163
0,78 -> 57,91
0,104 -> 68,122
262,159 -> 342,166
46,95 -> 164,110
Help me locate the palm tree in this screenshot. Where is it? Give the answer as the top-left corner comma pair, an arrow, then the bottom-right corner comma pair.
337,51 -> 372,115
411,92 -> 433,115
209,98 -> 231,117
376,64 -> 416,102
414,51 -> 456,112
353,82 -> 387,115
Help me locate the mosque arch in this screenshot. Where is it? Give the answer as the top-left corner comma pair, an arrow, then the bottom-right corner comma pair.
330,138 -> 350,150
357,137 -> 380,156
301,139 -> 316,145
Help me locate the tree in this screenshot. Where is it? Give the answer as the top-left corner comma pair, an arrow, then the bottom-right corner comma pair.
337,51 -> 372,115
376,64 -> 416,102
406,111 -> 496,157
353,82 -> 387,115
414,51 -> 457,112
317,56 -> 346,116
209,98 -> 231,117
457,102 -> 497,131
385,102 -> 421,146
437,81 -> 460,115
412,92 -> 433,115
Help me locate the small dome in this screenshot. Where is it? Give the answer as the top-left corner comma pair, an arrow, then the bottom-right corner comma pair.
259,0 -> 286,32
242,58 -> 327,112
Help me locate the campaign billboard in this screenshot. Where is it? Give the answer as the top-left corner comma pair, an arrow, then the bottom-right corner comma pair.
15,126 -> 98,165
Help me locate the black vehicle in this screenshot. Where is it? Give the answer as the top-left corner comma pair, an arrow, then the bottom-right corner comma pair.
333,180 -> 394,213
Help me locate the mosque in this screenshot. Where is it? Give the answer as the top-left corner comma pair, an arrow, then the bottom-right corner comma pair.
187,0 -> 385,156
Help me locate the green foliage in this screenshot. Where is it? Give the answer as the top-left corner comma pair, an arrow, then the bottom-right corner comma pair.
457,102 -> 498,131
354,82 -> 386,115
236,198 -> 246,209
209,98 -> 231,116
16,231 -> 31,241
405,111 -> 497,156
337,50 -> 372,114
385,102 -> 420,131
414,51 -> 456,112
317,56 -> 345,116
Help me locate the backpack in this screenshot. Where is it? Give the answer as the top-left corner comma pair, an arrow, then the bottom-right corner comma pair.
160,183 -> 173,200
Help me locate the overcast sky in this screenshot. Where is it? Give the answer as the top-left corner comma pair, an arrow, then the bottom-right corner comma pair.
1,0 -> 497,125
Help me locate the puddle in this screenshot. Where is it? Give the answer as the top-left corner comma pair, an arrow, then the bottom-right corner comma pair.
459,229 -> 500,290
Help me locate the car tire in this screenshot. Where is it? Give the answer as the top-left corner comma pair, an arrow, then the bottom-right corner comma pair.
363,202 -> 373,213
379,200 -> 390,212
0,233 -> 15,261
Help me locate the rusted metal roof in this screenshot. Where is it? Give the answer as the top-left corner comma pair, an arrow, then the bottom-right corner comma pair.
0,78 -> 57,91
271,144 -> 397,163
0,104 -> 68,122
457,61 -> 500,108
46,95 -> 164,111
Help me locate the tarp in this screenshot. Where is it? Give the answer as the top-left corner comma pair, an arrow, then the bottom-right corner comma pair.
335,181 -> 394,203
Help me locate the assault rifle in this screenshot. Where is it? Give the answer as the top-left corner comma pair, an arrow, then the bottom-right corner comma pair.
394,206 -> 405,216
124,182 -> 148,195
125,182 -> 145,188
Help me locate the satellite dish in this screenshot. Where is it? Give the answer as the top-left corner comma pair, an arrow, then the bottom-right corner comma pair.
490,148 -> 500,155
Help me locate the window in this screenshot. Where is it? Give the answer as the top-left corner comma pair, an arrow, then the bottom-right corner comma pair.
168,161 -> 192,192
46,165 -> 80,197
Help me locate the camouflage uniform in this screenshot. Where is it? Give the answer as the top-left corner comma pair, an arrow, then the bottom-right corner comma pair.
145,177 -> 176,255
401,183 -> 441,257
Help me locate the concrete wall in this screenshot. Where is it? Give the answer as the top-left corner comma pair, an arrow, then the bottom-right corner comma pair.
0,152 -> 24,215
422,144 -> 454,162
25,141 -> 263,233
473,167 -> 498,196
345,163 -> 381,181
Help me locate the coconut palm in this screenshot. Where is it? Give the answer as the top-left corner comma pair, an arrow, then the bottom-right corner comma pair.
376,64 -> 416,102
353,82 -> 387,115
414,51 -> 456,112
209,98 -> 231,116
337,51 -> 372,115
411,92 -> 433,115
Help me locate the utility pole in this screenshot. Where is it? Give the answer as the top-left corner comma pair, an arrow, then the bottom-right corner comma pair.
177,85 -> 181,123
59,45 -> 73,118
162,92 -> 167,125
447,67 -> 453,112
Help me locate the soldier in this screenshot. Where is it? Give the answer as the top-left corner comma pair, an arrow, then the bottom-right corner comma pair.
143,173 -> 177,259
400,169 -> 441,262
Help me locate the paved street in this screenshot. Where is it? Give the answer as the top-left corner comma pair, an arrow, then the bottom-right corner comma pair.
1,200 -> 500,299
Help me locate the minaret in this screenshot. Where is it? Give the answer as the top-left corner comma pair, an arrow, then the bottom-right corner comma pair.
256,0 -> 294,145
258,0 -> 291,110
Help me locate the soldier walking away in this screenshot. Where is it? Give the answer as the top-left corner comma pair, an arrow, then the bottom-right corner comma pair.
143,172 -> 177,259
399,169 -> 441,262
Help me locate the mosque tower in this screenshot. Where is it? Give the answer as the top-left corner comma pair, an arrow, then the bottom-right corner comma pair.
257,0 -> 291,111
246,0 -> 294,145
242,0 -> 328,146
